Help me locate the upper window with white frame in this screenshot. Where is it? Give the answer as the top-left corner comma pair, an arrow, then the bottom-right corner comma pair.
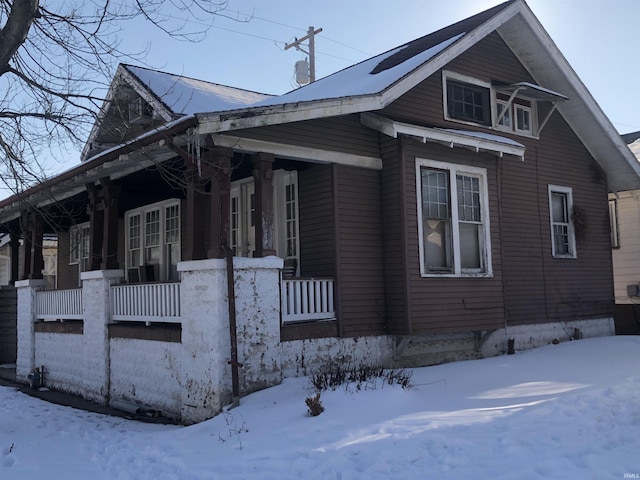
125,199 -> 181,282
416,158 -> 492,277
548,185 -> 576,258
443,71 -> 540,138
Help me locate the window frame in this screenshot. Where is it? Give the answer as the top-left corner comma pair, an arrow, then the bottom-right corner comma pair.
548,185 -> 577,258
416,158 -> 493,278
443,71 -> 539,138
124,198 -> 181,282
69,223 -> 90,267
443,71 -> 493,127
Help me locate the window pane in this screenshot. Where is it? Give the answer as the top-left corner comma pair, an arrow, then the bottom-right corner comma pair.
551,193 -> 567,223
516,106 -> 531,132
447,80 -> 489,124
456,174 -> 481,222
422,169 -> 449,220
553,224 -> 570,255
424,219 -> 452,272
459,223 -> 481,270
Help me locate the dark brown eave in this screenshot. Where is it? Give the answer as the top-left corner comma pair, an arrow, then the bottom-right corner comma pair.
0,115 -> 198,225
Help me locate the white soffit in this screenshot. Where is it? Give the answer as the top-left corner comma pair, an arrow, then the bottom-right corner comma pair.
361,113 -> 525,160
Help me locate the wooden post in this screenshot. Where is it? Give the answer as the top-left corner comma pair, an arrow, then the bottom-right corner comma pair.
184,164 -> 208,261
20,212 -> 31,280
207,147 -> 234,259
26,211 -> 44,280
251,152 -> 276,257
86,183 -> 104,271
9,233 -> 19,284
100,179 -> 121,270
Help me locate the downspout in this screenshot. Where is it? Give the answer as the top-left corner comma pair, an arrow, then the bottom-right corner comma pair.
218,165 -> 241,408
224,245 -> 241,408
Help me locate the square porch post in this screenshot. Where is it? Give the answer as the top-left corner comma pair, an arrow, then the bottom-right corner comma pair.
86,183 -> 104,271
15,278 -> 45,382
184,164 -> 208,260
100,179 -> 121,270
207,147 -> 234,259
251,153 -> 276,257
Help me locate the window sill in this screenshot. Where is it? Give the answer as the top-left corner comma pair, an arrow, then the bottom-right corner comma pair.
420,272 -> 494,278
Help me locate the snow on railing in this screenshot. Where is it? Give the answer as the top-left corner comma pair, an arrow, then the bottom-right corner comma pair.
281,278 -> 335,323
111,282 -> 181,324
36,288 -> 83,320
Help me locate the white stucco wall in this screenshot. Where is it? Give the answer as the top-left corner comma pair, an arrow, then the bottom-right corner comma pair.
15,279 -> 43,381
110,338 -> 183,417
34,331 -> 85,396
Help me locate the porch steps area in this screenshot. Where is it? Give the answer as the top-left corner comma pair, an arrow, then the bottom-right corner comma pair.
393,331 -> 491,368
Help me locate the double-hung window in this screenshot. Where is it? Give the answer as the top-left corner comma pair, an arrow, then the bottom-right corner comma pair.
416,159 -> 492,277
125,199 -> 181,281
69,223 -> 90,269
548,185 -> 576,258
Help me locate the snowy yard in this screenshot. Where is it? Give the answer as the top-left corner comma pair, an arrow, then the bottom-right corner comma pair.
2,335 -> 640,479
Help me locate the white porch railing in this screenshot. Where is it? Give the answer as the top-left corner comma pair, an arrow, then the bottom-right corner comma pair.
111,282 -> 181,324
281,278 -> 335,323
36,288 -> 83,320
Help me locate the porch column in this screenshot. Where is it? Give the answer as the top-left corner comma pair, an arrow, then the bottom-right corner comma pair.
9,234 -> 19,285
251,153 -> 276,257
81,269 -> 124,403
21,211 -> 44,280
15,278 -> 45,382
86,183 -> 104,271
207,147 -> 234,259
100,179 -> 121,270
184,165 -> 208,260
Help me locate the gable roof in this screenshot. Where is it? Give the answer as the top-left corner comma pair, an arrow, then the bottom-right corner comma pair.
123,65 -> 274,116
1,0 -> 639,223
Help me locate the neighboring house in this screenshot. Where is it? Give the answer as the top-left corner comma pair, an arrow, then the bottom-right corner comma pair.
0,0 -> 638,423
0,234 -> 57,288
609,132 -> 640,334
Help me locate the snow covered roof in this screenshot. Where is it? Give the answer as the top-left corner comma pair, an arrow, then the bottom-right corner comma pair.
123,65 -> 273,116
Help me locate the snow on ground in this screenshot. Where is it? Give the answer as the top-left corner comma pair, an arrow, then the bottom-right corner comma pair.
2,336 -> 640,479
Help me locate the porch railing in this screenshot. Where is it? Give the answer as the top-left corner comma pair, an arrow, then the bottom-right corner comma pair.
111,282 -> 181,324
36,288 -> 83,320
281,278 -> 335,323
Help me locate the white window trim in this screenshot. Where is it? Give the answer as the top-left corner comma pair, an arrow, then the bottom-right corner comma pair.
514,104 -> 533,135
442,71 -> 494,128
443,70 -> 539,139
416,158 -> 493,278
548,185 -> 577,259
124,198 -> 181,281
69,223 -> 89,266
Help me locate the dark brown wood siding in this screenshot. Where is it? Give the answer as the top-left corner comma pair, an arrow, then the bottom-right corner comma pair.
380,136 -> 410,334
298,164 -> 336,278
334,164 -> 386,336
56,231 -> 79,289
231,115 -> 380,159
378,30 -> 613,333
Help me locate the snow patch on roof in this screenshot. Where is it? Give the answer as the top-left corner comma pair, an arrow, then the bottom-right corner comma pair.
252,33 -> 466,108
441,129 -> 525,147
125,66 -> 274,115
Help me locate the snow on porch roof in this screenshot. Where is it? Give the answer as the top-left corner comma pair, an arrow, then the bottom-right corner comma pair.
361,113 -> 525,159
124,65 -> 274,115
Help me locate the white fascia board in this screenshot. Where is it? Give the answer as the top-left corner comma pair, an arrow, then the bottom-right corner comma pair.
197,96 -> 384,135
379,2 -> 523,109
211,134 -> 382,170
361,113 -> 525,159
498,3 -> 640,191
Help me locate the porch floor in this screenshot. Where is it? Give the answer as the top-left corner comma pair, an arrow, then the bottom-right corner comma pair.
0,366 -> 177,424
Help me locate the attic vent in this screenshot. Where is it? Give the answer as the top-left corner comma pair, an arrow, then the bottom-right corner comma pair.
128,97 -> 153,124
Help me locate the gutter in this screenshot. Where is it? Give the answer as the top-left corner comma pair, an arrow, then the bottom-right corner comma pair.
0,115 -> 198,220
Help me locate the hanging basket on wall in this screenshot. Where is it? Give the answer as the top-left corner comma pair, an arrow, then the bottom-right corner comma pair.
572,205 -> 588,242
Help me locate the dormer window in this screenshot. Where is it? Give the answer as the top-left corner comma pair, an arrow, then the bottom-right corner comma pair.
443,71 -> 568,138
128,97 -> 152,124
446,79 -> 491,126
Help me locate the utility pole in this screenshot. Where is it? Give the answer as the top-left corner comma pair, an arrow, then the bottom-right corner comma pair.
285,26 -> 323,83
